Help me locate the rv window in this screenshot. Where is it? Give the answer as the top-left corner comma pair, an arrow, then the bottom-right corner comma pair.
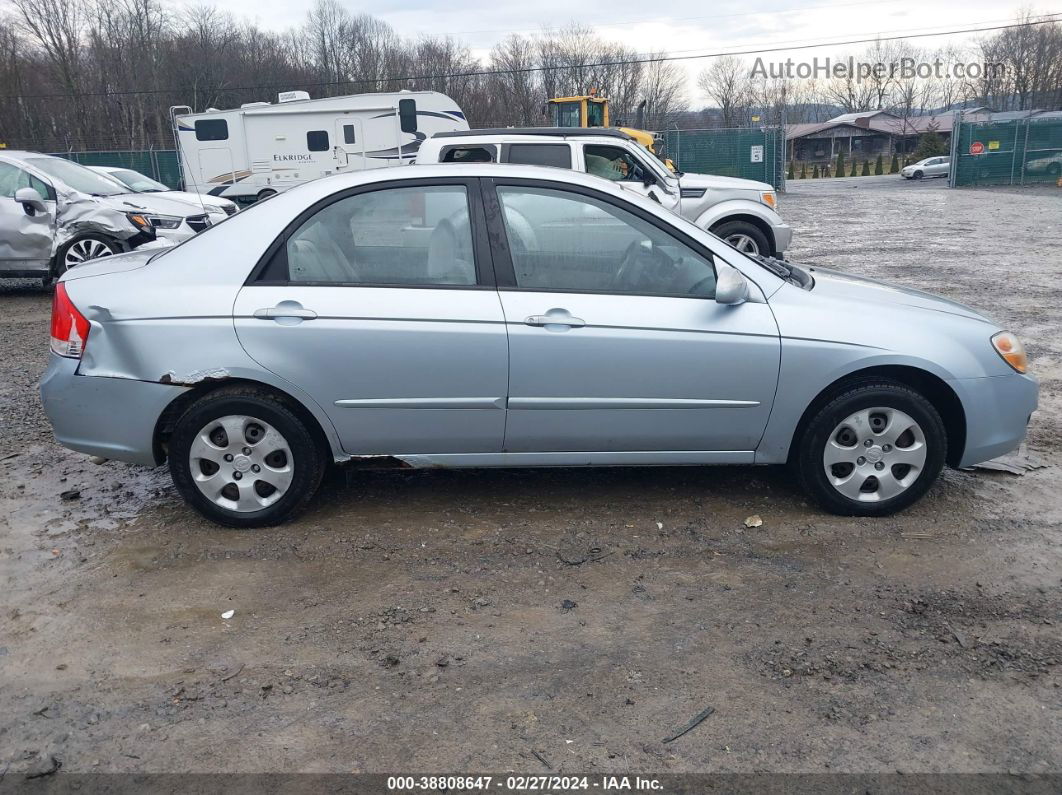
343,125 -> 356,144
441,145 -> 496,163
399,99 -> 418,134
505,143 -> 572,169
307,130 -> 330,152
194,119 -> 228,141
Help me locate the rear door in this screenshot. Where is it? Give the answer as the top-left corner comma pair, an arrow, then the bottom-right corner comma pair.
233,177 -> 509,455
0,160 -> 55,272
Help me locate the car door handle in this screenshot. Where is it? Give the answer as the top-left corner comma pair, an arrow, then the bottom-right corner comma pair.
253,306 -> 318,320
524,314 -> 585,328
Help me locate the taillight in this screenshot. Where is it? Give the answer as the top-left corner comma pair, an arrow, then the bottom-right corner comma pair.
50,283 -> 91,358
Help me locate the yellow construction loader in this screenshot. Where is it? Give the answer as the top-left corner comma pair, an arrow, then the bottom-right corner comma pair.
547,94 -> 675,170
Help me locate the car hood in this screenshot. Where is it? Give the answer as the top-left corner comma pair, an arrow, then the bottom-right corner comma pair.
104,192 -> 205,217
806,266 -> 991,323
163,191 -> 234,213
678,172 -> 773,193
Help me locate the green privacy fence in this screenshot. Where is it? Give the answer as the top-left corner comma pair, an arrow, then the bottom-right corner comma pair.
661,127 -> 786,190
49,149 -> 183,189
951,115 -> 1062,187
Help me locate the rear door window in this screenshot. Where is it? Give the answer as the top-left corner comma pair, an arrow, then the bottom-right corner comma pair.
505,144 -> 572,169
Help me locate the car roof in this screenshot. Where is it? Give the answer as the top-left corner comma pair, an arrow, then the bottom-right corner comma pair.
431,127 -> 635,141
0,150 -> 59,164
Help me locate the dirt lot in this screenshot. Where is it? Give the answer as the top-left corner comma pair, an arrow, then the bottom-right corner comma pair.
1,176 -> 1060,780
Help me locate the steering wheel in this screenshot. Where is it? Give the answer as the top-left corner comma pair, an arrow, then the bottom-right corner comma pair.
687,275 -> 715,296
613,239 -> 675,291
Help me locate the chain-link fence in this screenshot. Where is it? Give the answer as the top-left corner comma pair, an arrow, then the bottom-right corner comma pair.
660,127 -> 786,191
950,113 -> 1062,187
47,149 -> 183,189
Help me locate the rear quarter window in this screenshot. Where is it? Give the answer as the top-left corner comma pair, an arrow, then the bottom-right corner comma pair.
505,143 -> 572,169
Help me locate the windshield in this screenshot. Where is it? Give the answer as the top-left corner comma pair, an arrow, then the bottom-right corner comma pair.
553,102 -> 582,128
109,169 -> 169,192
28,157 -> 126,196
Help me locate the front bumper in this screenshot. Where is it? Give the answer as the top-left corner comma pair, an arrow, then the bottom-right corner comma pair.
951,372 -> 1039,468
40,355 -> 189,466
771,222 -> 793,256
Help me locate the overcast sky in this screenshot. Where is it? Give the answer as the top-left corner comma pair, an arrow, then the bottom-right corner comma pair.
197,0 -> 1056,103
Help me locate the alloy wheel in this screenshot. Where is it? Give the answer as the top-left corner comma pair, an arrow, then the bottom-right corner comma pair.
65,238 -> 114,269
188,414 -> 294,513
822,407 -> 927,502
725,233 -> 760,254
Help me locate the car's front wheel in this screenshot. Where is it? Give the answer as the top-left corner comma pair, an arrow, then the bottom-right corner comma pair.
168,386 -> 327,527
55,234 -> 120,276
792,381 -> 946,516
711,220 -> 770,256
911,170 -> 924,180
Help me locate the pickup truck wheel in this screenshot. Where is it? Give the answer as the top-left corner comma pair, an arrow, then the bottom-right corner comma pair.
55,234 -> 120,276
792,381 -> 946,517
711,221 -> 769,256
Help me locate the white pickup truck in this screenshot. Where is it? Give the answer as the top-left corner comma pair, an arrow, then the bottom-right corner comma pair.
415,127 -> 792,258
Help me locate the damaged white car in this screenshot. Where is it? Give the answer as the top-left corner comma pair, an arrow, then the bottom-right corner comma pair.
0,151 -> 205,281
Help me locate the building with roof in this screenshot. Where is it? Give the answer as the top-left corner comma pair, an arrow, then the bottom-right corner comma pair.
785,108 -> 1061,165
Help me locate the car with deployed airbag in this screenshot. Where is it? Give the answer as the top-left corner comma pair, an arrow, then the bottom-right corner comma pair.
39,164 -> 1037,527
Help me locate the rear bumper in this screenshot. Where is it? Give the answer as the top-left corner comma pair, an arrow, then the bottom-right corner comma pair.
952,372 -> 1039,468
39,355 -> 188,466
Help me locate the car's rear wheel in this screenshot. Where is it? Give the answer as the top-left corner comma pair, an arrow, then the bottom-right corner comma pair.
55,234 -> 120,276
792,381 -> 946,516
168,387 -> 327,527
256,189 -> 277,202
711,220 -> 769,256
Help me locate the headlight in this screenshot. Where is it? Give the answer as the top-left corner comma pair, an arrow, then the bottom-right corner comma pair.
760,191 -> 777,209
126,212 -> 153,233
991,331 -> 1028,373
145,214 -> 183,230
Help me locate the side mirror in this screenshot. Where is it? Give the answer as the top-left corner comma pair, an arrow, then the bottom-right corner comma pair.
14,187 -> 46,215
715,265 -> 749,305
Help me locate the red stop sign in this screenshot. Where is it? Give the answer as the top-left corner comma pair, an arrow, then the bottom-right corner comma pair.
970,141 -> 985,155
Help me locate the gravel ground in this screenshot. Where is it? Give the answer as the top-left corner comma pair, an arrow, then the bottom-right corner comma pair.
1,176 -> 1060,780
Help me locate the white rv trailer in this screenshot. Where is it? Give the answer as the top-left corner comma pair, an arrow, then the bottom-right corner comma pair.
170,90 -> 469,202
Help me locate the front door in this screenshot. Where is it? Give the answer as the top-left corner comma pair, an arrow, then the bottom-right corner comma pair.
579,144 -> 681,213
334,118 -> 365,172
485,179 -> 780,454
234,178 -> 508,455
0,160 -> 55,273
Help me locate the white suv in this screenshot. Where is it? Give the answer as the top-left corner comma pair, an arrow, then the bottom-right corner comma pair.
416,128 -> 792,257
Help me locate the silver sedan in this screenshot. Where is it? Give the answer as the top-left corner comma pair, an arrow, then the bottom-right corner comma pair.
40,164 -> 1037,527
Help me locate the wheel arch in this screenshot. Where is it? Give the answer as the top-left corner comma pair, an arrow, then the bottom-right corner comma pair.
787,364 -> 967,468
152,377 -> 337,466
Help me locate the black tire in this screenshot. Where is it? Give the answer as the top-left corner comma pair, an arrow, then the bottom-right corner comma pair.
168,386 -> 327,528
912,170 -> 924,180
256,189 -> 278,202
711,220 -> 770,256
1047,163 -> 1061,177
54,234 -> 121,277
791,380 -> 947,517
